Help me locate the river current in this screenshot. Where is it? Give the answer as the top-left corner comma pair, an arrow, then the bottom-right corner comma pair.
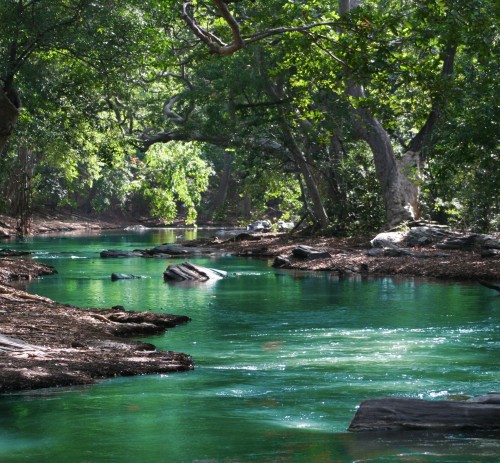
0,229 -> 498,462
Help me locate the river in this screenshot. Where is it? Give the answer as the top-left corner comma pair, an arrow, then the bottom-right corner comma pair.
0,229 -> 498,462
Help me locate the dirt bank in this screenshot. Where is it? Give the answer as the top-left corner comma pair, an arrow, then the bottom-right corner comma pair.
0,258 -> 193,393
203,232 -> 500,282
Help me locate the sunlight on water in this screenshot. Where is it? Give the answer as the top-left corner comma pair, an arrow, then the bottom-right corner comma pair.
0,231 -> 498,462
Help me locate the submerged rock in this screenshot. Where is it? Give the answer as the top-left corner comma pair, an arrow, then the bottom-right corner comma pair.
111,273 -> 144,281
100,250 -> 144,258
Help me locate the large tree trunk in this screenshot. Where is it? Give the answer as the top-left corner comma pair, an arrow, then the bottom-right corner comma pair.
0,87 -> 20,154
339,0 -> 419,228
351,103 -> 419,227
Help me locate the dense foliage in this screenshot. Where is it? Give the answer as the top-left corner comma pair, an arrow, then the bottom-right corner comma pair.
1,0 -> 497,233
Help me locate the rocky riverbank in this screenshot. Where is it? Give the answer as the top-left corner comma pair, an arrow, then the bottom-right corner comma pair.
0,258 -> 193,393
201,229 -> 500,282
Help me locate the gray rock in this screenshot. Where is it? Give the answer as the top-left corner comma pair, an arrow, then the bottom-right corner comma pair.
370,232 -> 405,248
406,226 -> 452,247
292,245 -> 332,260
481,248 -> 500,258
348,396 -> 500,432
273,255 -> 291,268
163,262 -> 227,282
435,234 -> 479,250
247,220 -> 271,231
151,244 -> 190,255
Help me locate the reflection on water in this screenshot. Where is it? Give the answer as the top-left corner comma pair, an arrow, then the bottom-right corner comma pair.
0,231 -> 498,462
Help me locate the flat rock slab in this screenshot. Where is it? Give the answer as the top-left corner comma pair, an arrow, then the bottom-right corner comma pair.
292,245 -> 332,260
348,396 -> 500,432
164,262 -> 227,282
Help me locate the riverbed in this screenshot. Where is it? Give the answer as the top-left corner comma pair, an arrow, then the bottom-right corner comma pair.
1,229 -> 499,462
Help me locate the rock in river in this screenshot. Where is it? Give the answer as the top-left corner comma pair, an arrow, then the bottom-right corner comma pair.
348,395 -> 500,432
164,262 -> 227,282
111,273 -> 144,281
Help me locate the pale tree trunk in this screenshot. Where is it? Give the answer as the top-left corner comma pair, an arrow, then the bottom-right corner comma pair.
339,0 -> 419,228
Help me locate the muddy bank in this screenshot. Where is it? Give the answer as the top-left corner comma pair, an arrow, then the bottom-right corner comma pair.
0,260 -> 193,393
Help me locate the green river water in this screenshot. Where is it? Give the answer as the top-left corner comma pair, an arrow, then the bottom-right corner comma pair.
0,229 -> 498,462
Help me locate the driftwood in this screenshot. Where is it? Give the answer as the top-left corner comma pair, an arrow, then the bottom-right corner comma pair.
348,396 -> 500,432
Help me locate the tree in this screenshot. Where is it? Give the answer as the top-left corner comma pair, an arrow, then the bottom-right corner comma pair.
175,0 -> 492,229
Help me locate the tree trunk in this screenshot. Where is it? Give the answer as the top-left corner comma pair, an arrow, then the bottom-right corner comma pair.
211,149 -> 232,213
13,146 -> 35,237
293,149 -> 330,229
0,87 -> 20,154
351,104 -> 418,227
339,0 -> 419,228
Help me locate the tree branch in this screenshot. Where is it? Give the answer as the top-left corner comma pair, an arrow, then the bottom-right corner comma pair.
407,44 -> 457,154
181,1 -> 341,56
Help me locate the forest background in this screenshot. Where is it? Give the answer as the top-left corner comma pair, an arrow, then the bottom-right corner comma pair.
0,0 -> 498,236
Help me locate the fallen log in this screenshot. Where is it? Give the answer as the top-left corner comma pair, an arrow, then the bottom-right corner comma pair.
348,396 -> 500,432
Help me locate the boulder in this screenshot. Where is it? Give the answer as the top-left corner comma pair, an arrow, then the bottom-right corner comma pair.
481,248 -> 500,258
277,220 -> 294,231
247,220 -> 271,232
163,262 -> 227,282
477,235 -> 500,249
406,226 -> 452,247
272,255 -> 291,268
292,245 -> 332,260
435,234 -> 479,250
348,396 -> 500,432
370,232 -> 405,248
